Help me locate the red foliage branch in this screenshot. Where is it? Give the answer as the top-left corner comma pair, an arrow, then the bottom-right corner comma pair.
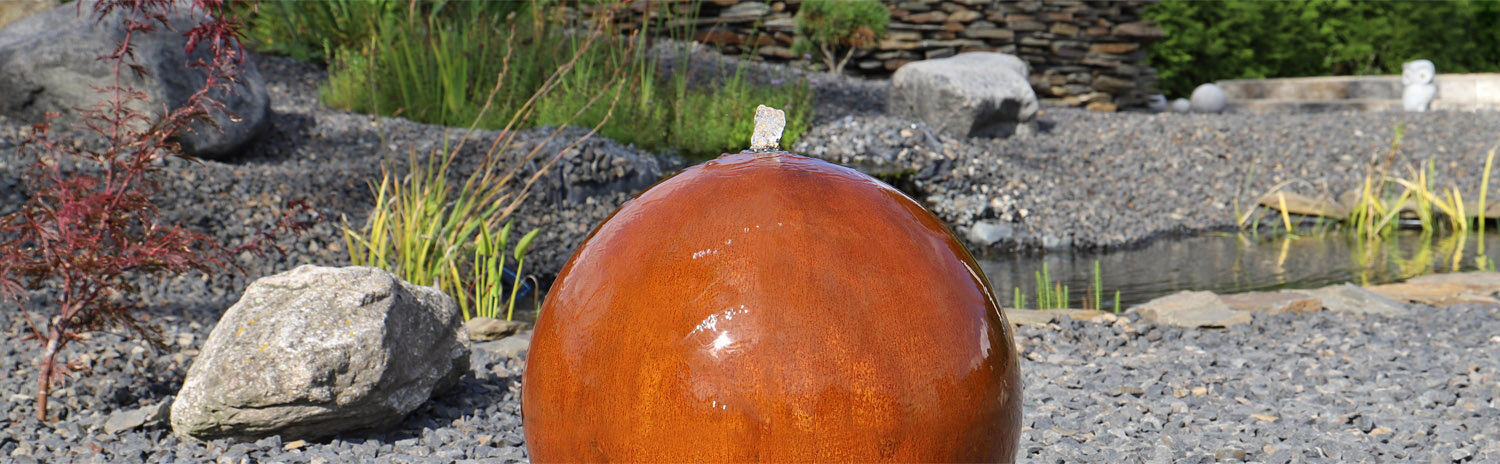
0,0 -> 312,421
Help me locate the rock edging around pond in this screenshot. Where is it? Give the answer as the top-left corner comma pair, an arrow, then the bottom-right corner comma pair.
462,272 -> 1500,368
1005,271 -> 1500,329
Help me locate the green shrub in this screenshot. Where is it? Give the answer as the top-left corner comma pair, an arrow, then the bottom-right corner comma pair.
791,0 -> 890,74
1146,0 -> 1500,97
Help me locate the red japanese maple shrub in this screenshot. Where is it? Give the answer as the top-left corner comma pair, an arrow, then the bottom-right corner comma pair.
0,0 -> 310,421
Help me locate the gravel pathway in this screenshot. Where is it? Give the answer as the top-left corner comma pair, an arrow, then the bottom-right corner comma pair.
1,50 -> 1497,462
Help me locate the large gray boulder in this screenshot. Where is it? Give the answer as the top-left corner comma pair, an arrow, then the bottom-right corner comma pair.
888,52 -> 1039,138
171,266 -> 471,442
0,0 -> 269,159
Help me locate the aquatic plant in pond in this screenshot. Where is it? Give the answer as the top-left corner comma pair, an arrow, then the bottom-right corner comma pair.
1243,126 -> 1500,248
984,229 -> 1500,309
1011,261 -> 1120,312
1259,164 -> 1500,275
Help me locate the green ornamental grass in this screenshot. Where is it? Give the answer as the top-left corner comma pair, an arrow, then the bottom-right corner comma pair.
344,4 -> 632,321
279,1 -> 814,160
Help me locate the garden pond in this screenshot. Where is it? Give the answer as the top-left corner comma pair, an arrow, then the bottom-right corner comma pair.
981,229 -> 1500,312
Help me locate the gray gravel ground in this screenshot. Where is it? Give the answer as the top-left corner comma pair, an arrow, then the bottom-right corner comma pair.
1015,305 -> 1499,463
0,309 -> 530,463
3,294 -> 1495,462
795,107 -> 1500,253
2,50 -> 1498,462
0,53 -> 649,463
789,83 -> 1500,255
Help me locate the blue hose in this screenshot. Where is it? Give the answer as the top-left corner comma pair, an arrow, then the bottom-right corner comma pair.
500,265 -> 533,298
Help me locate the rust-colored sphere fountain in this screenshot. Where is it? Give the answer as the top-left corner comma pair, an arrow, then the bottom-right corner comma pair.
522,106 -> 1022,462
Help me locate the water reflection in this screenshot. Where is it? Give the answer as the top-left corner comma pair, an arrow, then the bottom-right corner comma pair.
978,230 -> 1500,311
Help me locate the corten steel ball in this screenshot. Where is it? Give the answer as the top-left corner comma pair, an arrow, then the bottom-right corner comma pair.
522,150 -> 1022,462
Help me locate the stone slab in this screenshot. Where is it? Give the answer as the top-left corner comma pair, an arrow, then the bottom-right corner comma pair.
1257,191 -> 1348,219
466,317 -> 531,342
1003,308 -> 1055,327
475,330 -> 534,360
1130,291 -> 1251,328
1003,308 -> 1117,327
1405,271 -> 1500,295
1304,284 -> 1410,317
1219,291 -> 1322,314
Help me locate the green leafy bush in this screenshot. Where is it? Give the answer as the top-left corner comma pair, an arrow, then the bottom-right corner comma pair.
1146,0 -> 1500,97
791,0 -> 890,74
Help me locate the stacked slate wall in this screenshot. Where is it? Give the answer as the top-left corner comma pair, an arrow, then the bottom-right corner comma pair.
581,0 -> 1164,111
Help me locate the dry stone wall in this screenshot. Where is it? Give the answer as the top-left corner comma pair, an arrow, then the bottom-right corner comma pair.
586,0 -> 1164,111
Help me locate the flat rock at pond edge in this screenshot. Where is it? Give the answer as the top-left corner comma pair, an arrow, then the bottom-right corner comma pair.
1004,308 -> 1118,327
1037,272 -> 1500,329
466,317 -> 531,342
1257,191 -> 1348,219
1129,291 -> 1251,328
1405,271 -> 1500,294
1303,284 -> 1410,317
1367,282 -> 1500,306
474,330 -> 533,361
1219,291 -> 1322,314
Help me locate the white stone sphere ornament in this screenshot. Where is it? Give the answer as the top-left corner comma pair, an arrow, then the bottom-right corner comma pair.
1170,98 -> 1191,113
1402,59 -> 1437,112
1189,83 -> 1227,114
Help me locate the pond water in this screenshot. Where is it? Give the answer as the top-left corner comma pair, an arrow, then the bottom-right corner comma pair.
978,230 -> 1500,312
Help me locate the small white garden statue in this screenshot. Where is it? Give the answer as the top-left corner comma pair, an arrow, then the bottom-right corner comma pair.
1402,59 -> 1437,112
